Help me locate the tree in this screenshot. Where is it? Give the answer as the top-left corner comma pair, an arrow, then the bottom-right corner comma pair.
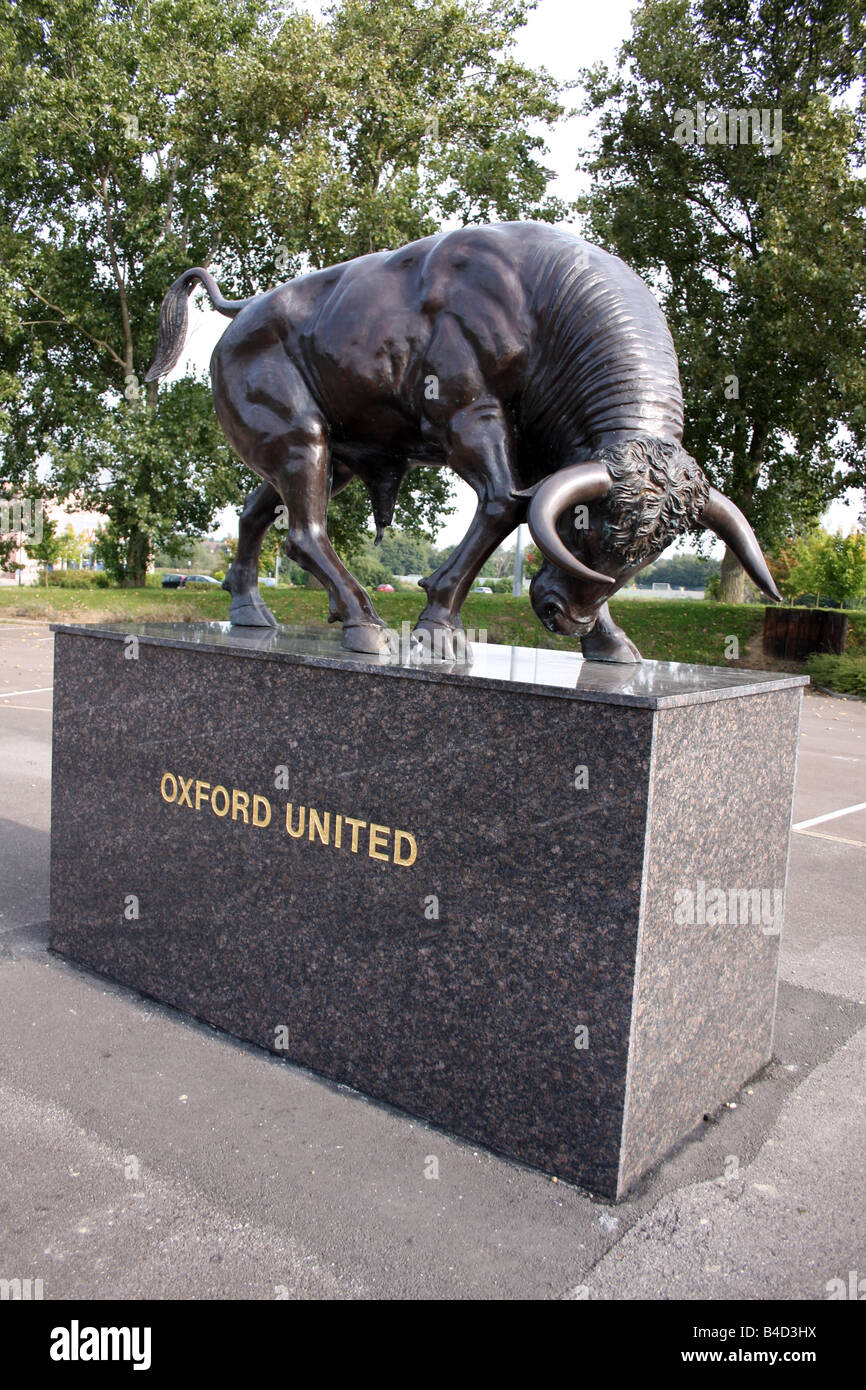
816,530 -> 866,606
523,544 -> 542,580
578,0 -> 866,600
56,523 -> 89,568
351,551 -> 395,590
0,488 -> 21,568
486,543 -> 517,578
0,0 -> 280,582
779,526 -> 866,606
773,528 -> 821,601
24,511 -> 60,583
1,0 -> 568,583
376,530 -> 438,575
636,551 -> 720,588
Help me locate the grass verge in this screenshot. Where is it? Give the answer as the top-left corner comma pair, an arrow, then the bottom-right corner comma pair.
0,585 -> 782,667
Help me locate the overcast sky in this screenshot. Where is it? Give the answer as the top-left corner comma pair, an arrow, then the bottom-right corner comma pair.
177,0 -> 860,546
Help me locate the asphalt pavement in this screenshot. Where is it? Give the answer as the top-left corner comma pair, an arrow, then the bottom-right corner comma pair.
0,619 -> 864,1300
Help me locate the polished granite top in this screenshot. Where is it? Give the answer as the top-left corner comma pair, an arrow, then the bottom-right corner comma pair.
51,621 -> 809,709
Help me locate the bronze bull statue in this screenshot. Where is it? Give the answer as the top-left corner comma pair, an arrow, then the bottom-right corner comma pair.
146,221 -> 780,662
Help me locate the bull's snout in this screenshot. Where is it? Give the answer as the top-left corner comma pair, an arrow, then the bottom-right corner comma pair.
539,601 -> 597,636
530,573 -> 599,636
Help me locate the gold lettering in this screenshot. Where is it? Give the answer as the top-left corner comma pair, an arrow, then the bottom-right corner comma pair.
161,774 -> 419,869
343,817 -> 366,853
393,829 -> 418,867
368,823 -> 390,861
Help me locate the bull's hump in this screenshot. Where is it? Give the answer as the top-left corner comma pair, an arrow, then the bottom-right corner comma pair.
523,236 -> 684,449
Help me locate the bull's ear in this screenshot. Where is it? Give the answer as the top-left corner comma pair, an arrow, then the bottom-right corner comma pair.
512,481 -> 545,500
526,462 -> 615,586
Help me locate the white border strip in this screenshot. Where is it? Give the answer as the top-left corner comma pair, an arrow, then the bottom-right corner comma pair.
0,686 -> 52,698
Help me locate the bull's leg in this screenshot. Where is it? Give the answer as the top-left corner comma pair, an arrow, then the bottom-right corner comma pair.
323,460 -> 357,624
580,601 -> 642,664
415,398 -> 523,658
223,480 -> 281,627
272,422 -> 392,654
213,346 -> 387,652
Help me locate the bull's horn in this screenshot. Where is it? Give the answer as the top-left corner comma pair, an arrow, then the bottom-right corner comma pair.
526,463 -> 615,586
700,489 -> 782,602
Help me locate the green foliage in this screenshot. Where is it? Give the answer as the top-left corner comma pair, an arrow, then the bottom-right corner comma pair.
24,512 -> 60,583
814,531 -> 866,607
806,653 -> 866,697
0,488 -> 17,568
636,552 -> 720,588
77,380 -> 242,584
350,551 -> 394,589
154,534 -> 227,572
55,525 -> 89,567
578,0 -> 866,596
45,569 -> 105,588
523,544 -> 542,579
777,527 -> 866,606
375,529 -> 439,575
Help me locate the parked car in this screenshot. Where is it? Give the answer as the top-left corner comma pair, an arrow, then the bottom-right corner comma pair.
185,574 -> 221,586
376,583 -> 395,592
161,574 -> 186,588
473,586 -> 493,594
259,577 -> 277,587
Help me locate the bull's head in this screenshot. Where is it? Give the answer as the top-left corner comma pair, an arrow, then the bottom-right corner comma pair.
525,436 -> 781,636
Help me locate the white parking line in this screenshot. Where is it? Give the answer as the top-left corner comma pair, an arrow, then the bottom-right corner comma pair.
796,828 -> 866,849
793,801 -> 866,832
0,687 -> 53,699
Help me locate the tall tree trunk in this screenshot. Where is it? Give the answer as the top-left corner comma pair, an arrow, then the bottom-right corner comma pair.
718,545 -> 746,603
719,421 -> 766,603
122,527 -> 150,588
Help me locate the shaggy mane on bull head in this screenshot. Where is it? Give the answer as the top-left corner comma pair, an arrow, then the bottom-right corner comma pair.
525,423 -> 779,618
593,437 -> 710,570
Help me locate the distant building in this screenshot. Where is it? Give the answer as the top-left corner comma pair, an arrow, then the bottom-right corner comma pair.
0,501 -> 107,585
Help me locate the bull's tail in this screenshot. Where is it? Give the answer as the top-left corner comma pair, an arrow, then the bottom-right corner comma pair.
145,268 -> 250,382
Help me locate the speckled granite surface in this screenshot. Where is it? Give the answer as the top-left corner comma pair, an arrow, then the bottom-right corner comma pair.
49,623 -> 805,1198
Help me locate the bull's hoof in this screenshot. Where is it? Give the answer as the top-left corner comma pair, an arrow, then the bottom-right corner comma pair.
228,591 -> 277,628
580,628 -> 642,664
412,620 -> 471,662
342,621 -> 394,655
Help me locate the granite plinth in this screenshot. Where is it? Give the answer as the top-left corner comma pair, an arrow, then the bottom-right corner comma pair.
49,622 -> 806,1198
